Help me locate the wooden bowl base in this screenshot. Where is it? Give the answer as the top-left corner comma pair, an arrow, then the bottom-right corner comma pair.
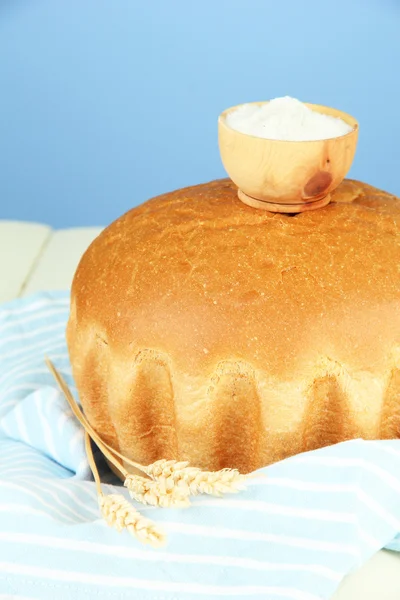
238,190 -> 332,213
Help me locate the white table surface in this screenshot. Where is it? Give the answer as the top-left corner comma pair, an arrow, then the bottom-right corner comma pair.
1,219 -> 399,599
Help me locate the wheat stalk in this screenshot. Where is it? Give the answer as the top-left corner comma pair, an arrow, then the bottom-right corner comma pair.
84,431 -> 165,547
45,359 -> 194,508
46,359 -> 248,508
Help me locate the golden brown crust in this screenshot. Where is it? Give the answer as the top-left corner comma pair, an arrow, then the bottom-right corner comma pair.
67,179 -> 400,473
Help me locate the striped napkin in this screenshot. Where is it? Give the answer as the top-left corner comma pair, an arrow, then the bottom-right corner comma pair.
0,290 -> 399,600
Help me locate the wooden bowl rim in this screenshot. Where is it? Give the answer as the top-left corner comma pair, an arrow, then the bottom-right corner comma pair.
218,101 -> 359,145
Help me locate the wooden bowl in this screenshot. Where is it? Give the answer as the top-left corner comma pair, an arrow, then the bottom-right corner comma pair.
218,102 -> 359,213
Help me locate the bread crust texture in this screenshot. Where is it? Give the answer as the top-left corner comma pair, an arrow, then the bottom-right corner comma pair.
67,179 -> 400,473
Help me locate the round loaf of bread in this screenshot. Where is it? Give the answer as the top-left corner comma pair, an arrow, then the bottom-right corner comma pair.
67,179 -> 400,473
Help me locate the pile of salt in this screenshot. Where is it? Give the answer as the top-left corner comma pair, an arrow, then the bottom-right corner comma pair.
226,96 -> 353,142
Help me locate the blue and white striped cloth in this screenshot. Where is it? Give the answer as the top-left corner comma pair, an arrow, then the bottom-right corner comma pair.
0,291 -> 399,600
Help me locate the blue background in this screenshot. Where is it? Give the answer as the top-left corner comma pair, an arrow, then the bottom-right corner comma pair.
0,0 -> 399,228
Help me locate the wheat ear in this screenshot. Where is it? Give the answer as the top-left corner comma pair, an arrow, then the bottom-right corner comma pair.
143,460 -> 247,497
47,359 -> 248,502
124,474 -> 190,508
84,431 -> 165,547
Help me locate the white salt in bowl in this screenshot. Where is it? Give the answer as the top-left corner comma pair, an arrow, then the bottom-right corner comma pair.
218,101 -> 359,213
